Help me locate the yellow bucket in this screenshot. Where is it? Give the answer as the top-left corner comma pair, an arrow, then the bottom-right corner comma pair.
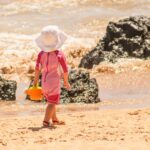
25,85 -> 43,101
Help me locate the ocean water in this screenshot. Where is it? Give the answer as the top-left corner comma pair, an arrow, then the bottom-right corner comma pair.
0,0 -> 150,34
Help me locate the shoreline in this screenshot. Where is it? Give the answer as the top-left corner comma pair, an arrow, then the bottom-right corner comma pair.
1,67 -> 150,117
0,99 -> 150,118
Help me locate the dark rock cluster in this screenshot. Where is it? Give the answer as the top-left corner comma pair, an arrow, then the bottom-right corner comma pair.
60,69 -> 100,104
27,69 -> 100,104
79,16 -> 150,69
0,76 -> 17,101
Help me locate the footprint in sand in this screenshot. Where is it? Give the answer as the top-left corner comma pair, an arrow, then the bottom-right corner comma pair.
0,139 -> 7,146
128,110 -> 141,115
143,135 -> 150,143
98,125 -> 104,128
76,115 -> 85,118
34,139 -> 47,144
88,125 -> 96,128
75,133 -> 83,137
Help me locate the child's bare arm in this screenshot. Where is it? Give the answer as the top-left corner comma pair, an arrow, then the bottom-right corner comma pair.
58,51 -> 71,90
33,69 -> 41,86
63,72 -> 71,90
33,51 -> 43,86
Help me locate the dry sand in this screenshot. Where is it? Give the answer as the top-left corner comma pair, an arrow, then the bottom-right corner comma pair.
0,108 -> 149,150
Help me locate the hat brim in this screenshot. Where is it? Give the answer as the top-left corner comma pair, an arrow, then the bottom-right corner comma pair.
35,30 -> 68,51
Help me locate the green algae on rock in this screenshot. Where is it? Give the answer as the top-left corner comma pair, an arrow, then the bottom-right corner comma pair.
0,76 -> 17,101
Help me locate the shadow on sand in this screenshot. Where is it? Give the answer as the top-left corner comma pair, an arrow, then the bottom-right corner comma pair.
28,125 -> 57,131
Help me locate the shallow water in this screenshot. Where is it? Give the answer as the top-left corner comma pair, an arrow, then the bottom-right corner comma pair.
98,71 -> 150,100
0,70 -> 150,117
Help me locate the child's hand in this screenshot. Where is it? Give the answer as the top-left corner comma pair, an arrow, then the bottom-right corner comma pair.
33,69 -> 40,87
64,82 -> 71,91
33,79 -> 38,87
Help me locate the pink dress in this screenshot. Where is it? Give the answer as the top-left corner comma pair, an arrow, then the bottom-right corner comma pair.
35,50 -> 68,104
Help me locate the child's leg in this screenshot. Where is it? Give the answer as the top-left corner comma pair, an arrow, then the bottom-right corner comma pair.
43,103 -> 55,125
52,106 -> 58,121
52,106 -> 65,125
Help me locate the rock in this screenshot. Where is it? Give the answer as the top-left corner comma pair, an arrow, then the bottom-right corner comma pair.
60,69 -> 100,104
79,42 -> 105,69
79,16 -> 150,69
27,69 -> 100,104
0,76 -> 17,101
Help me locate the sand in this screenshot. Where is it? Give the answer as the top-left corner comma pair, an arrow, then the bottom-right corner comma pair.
0,108 -> 149,150
0,1 -> 150,149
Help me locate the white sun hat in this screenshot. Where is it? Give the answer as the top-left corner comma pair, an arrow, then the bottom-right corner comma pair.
35,25 -> 68,52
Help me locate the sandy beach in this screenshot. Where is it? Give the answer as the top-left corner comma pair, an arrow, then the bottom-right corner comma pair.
0,108 -> 150,150
1,66 -> 150,150
0,0 -> 150,150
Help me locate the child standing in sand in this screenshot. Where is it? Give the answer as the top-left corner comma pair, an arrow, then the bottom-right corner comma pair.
33,25 -> 71,127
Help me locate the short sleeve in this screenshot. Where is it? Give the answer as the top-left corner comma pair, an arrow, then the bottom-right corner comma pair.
35,51 -> 43,70
57,51 -> 68,73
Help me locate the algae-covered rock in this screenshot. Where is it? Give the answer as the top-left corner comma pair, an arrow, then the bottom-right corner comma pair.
79,16 -> 150,69
0,76 -> 17,101
60,69 -> 100,104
